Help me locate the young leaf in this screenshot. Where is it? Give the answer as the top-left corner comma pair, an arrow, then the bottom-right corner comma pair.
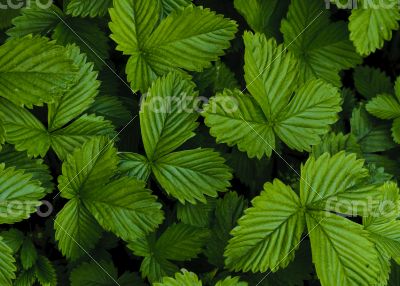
140,72 -> 199,160
349,2 -> 400,56
20,239 -> 38,270
225,179 -> 305,272
0,36 -> 77,107
281,0 -> 361,86
152,148 -> 232,204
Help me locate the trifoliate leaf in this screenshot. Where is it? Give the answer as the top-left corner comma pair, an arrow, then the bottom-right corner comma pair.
306,211 -> 380,286
54,199 -> 103,260
152,148 -> 232,204
20,239 -> 38,270
281,0 -> 361,86
140,72 -> 199,160
0,237 -> 16,286
83,177 -> 164,241
66,0 -> 113,17
349,1 -> 400,56
354,66 -> 393,99
0,98 -> 50,157
225,179 -> 305,272
110,1 -> 237,91
0,35 -> 77,107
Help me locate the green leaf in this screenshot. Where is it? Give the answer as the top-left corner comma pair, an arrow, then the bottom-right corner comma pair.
53,17 -> 109,70
118,153 -> 151,182
110,1 -> 237,91
215,276 -> 248,286
234,0 -> 290,39
0,237 -> 16,286
109,0 -> 160,55
58,136 -> 118,199
300,152 -> 380,215
35,256 -> 57,286
281,0 -> 361,86
140,256 -> 178,283
83,177 -> 164,241
0,229 -> 24,253
225,179 -> 305,272
70,260 -> 136,286
155,223 -> 209,261
274,79 -> 341,152
354,66 -> 393,99
153,270 -> 202,286
0,98 -> 50,157
366,94 -> 400,120
6,3 -> 63,38
351,106 -> 397,152
66,0 -> 113,17
48,44 -> 100,131
0,164 -> 46,224
177,197 -> 216,227
203,89 -> 273,159
50,114 -> 116,161
349,1 -> 400,56
159,0 -> 192,16
205,192 -> 247,268
14,269 -> 36,286
392,117 -> 400,143
20,239 -> 37,270
312,132 -> 362,158
0,35 -> 77,107
152,148 -> 232,204
140,72 -> 199,160
306,211 -> 380,286
243,32 -> 298,119
54,199 -> 103,260
0,145 -> 53,190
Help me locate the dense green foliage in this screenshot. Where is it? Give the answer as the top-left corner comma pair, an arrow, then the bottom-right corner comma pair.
0,0 -> 400,285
